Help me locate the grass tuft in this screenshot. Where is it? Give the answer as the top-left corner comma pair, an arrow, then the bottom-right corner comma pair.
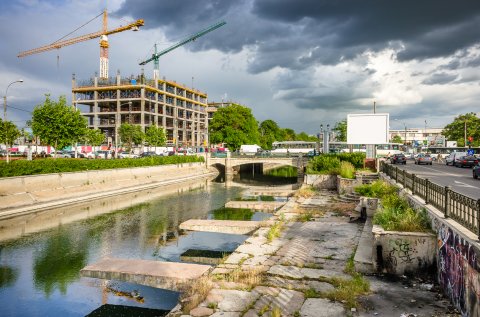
266,221 -> 284,242
180,275 -> 213,313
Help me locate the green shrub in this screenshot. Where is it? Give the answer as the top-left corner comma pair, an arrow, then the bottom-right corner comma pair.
354,180 -> 397,198
374,205 -> 431,232
336,152 -> 365,168
307,155 -> 340,174
339,161 -> 355,179
0,155 -> 204,177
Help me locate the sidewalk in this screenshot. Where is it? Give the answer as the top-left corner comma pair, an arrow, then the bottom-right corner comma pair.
174,190 -> 459,317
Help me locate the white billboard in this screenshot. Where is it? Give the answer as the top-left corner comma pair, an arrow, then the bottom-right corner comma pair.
347,113 -> 389,145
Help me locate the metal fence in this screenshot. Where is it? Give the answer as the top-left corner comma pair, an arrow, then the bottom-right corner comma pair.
381,161 -> 480,239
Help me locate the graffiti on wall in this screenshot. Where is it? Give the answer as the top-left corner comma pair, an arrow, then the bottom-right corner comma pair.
437,224 -> 480,317
387,239 -> 415,265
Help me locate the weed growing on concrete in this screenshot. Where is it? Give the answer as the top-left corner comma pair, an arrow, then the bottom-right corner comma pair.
325,275 -> 370,309
293,311 -> 301,317
324,254 -> 335,260
266,221 -> 284,242
259,304 -> 270,316
271,306 -> 282,317
180,275 -> 213,313
304,287 -> 321,298
345,250 -> 356,275
295,211 -> 314,222
303,263 -> 323,269
223,267 -> 264,290
207,302 -> 218,309
294,186 -> 316,198
339,161 -> 356,179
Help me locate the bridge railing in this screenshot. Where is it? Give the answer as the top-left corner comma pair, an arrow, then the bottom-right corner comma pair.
380,161 -> 480,239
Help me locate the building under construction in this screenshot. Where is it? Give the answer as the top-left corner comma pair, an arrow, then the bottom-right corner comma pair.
72,72 -> 208,149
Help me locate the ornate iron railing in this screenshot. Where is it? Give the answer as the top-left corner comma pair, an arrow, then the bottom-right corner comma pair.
380,161 -> 480,239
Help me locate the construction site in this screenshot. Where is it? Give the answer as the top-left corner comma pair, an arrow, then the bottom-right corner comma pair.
17,10 -> 227,149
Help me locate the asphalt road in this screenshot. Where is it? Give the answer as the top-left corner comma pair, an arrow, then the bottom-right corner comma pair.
388,160 -> 480,199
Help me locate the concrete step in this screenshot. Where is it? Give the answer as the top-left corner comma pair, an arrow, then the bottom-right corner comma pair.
225,201 -> 285,211
80,258 -> 212,291
179,219 -> 270,235
354,217 -> 374,274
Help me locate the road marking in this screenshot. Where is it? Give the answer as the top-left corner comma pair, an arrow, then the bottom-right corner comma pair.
410,165 -> 466,178
453,181 -> 476,188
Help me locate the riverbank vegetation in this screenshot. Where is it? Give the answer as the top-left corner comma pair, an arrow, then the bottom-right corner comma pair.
0,155 -> 204,177
306,153 -> 366,178
355,180 -> 431,232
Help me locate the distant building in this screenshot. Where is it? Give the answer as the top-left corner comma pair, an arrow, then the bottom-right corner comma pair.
389,127 -> 444,147
72,72 -> 208,148
206,101 -> 238,124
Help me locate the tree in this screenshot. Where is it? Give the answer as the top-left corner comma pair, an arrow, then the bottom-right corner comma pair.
296,132 -> 317,142
119,123 -> 144,151
0,119 -> 20,153
209,104 -> 259,151
31,95 -> 87,155
259,120 -> 282,150
442,113 -> 480,147
280,128 -> 296,141
390,135 -> 403,144
144,125 -> 166,148
332,119 -> 347,142
82,128 -> 105,147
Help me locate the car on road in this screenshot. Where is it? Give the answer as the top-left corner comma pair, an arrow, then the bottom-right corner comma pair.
454,155 -> 478,168
414,154 -> 433,165
140,151 -> 161,158
51,151 -> 71,158
390,153 -> 407,164
473,164 -> 480,179
118,151 -> 139,159
445,152 -> 468,166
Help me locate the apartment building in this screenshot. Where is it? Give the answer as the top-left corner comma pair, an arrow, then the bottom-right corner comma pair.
72,72 -> 208,148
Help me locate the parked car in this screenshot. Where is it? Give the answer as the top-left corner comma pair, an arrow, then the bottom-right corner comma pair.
95,150 -> 112,159
454,155 -> 478,168
51,151 -> 71,158
79,152 -> 96,159
473,164 -> 480,179
118,151 -> 139,159
445,152 -> 468,166
390,153 -> 407,164
140,151 -> 162,157
414,154 -> 433,165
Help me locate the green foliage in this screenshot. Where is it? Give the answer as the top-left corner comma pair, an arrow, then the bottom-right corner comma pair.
209,104 -> 259,151
119,123 -> 144,150
390,135 -> 403,144
82,128 -> 105,146
0,155 -> 204,177
335,152 -> 365,168
259,119 -> 282,150
354,180 -> 397,198
212,208 -> 254,221
264,166 -> 297,177
280,128 -> 296,141
442,112 -> 480,147
296,131 -> 317,141
374,201 -> 431,232
144,125 -> 166,147
0,119 -> 20,150
31,95 -> 87,151
339,161 -> 355,179
307,155 -> 340,174
332,119 -> 347,142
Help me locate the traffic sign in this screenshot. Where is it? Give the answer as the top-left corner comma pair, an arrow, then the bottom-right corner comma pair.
467,149 -> 474,156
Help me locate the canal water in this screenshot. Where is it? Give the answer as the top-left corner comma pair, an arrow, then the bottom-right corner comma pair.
0,166 -> 297,316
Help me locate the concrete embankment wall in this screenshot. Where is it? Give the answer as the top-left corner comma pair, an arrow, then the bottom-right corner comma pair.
0,162 -> 211,212
380,174 -> 480,317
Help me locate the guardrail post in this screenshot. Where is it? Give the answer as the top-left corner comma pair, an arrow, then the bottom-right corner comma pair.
412,174 -> 416,195
444,186 -> 450,218
395,166 -> 398,182
477,199 -> 480,240
402,169 -> 406,188
425,178 -> 429,204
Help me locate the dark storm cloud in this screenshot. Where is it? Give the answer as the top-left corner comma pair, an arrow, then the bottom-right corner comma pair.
116,0 -> 480,75
422,72 -> 458,85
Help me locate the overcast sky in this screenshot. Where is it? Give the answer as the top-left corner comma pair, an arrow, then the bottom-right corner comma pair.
2,0 -> 480,134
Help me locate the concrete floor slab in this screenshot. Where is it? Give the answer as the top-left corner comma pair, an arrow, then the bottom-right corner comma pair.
300,298 -> 345,317
179,219 -> 264,234
267,265 -> 304,279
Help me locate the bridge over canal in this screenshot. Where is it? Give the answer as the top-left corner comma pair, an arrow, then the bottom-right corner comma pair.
207,154 -> 309,180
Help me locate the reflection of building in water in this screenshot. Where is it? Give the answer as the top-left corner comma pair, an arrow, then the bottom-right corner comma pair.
0,178 -> 209,243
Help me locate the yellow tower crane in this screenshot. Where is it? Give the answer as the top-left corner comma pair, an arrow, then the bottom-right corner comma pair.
18,10 -> 144,79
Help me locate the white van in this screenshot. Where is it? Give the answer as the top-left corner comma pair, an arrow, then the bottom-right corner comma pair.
240,144 -> 261,156
445,152 -> 467,166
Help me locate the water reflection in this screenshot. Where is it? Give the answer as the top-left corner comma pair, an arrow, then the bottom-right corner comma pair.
33,227 -> 89,297
233,165 -> 298,185
0,179 -> 244,317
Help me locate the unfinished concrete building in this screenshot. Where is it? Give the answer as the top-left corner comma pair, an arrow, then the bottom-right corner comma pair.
72,72 -> 209,149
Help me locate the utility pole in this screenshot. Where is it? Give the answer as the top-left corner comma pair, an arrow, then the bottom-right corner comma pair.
464,120 -> 467,148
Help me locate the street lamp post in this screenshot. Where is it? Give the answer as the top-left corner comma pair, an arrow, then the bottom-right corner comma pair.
320,124 -> 330,154
3,79 -> 24,163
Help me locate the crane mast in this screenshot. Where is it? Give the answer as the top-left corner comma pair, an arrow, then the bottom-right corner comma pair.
18,10 -> 144,79
140,21 -> 226,79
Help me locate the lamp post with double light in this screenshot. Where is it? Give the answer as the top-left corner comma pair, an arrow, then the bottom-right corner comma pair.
3,79 -> 24,163
320,124 -> 330,154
